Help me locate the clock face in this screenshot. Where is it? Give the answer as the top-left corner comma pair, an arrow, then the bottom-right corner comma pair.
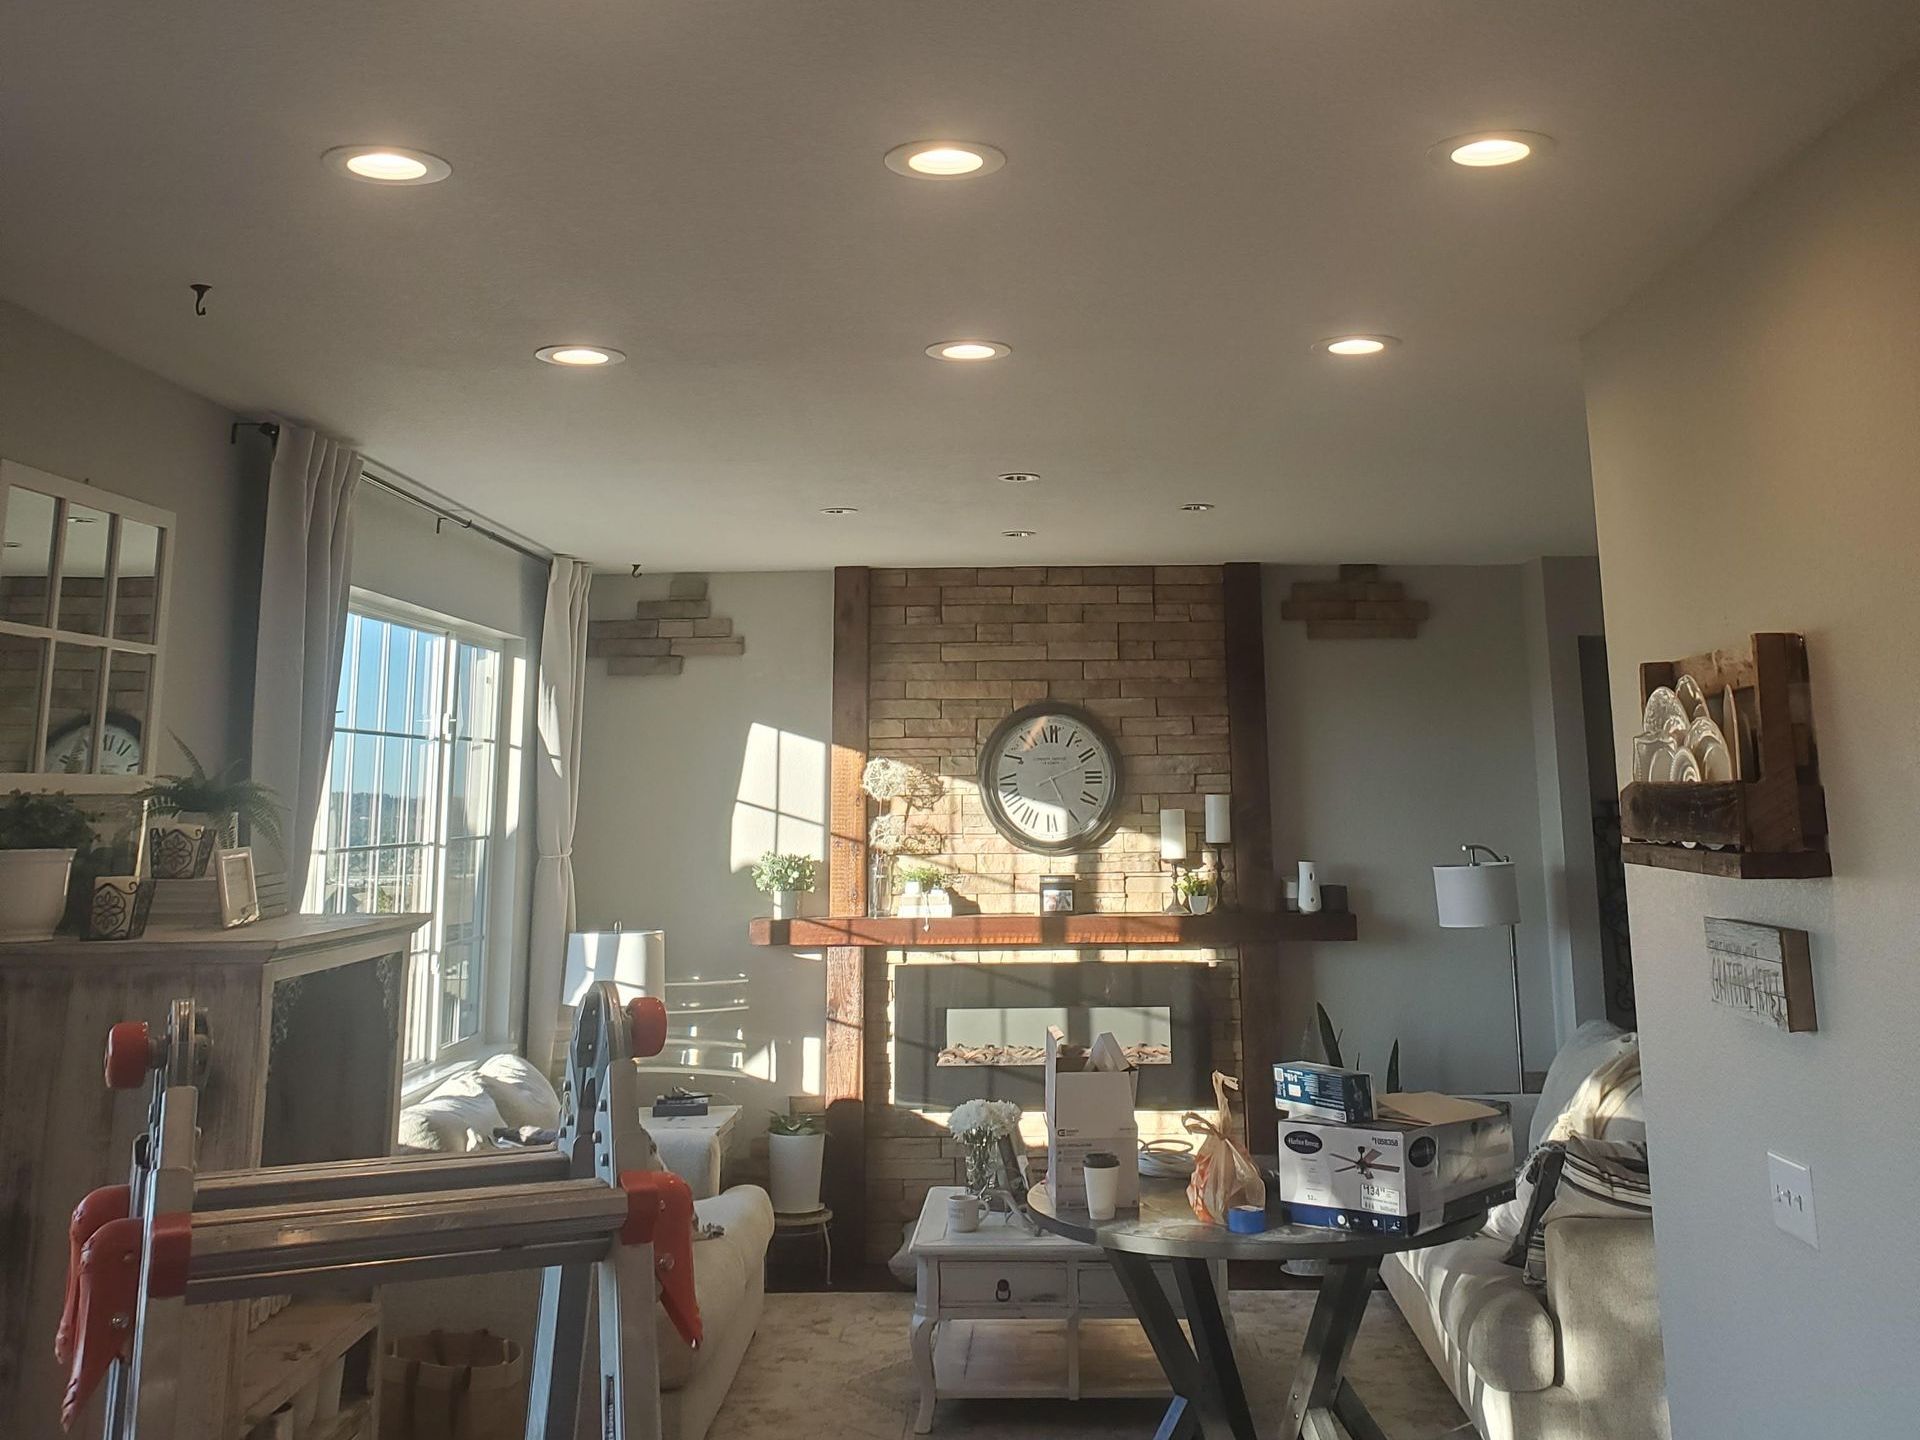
44,716 -> 143,775
978,703 -> 1123,854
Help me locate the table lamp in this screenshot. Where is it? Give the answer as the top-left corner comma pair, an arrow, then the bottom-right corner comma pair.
1432,844 -> 1525,1092
564,927 -> 667,1006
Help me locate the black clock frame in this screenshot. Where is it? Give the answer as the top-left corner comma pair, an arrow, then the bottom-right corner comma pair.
976,700 -> 1125,855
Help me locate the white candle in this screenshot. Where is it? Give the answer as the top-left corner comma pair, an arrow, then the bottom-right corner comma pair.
1159,808 -> 1189,862
1204,794 -> 1232,845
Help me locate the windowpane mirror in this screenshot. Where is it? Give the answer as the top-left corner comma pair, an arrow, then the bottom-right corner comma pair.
0,460 -> 174,781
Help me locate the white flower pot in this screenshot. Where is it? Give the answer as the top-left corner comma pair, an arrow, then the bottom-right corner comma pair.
768,1130 -> 825,1213
1187,893 -> 1215,916
0,848 -> 77,941
770,890 -> 800,920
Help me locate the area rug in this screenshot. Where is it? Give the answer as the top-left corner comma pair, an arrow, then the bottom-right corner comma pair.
710,1290 -> 1468,1440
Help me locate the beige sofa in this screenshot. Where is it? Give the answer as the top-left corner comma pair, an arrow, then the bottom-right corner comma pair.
1381,1022 -> 1670,1440
389,1054 -> 773,1440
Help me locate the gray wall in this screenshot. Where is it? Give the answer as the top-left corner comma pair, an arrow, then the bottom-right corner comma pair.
0,297 -> 262,768
1583,57 -> 1920,1436
1263,564 -> 1572,1094
572,571 -> 834,1141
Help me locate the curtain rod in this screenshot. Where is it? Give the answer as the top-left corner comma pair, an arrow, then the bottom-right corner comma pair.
231,420 -> 553,566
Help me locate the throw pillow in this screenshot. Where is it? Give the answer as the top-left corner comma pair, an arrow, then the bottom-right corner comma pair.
476,1051 -> 564,1129
396,1086 -> 509,1152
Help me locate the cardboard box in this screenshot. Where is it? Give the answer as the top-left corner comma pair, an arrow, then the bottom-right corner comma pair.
1273,1092 -> 1512,1236
1044,1027 -> 1139,1210
1273,1061 -> 1374,1124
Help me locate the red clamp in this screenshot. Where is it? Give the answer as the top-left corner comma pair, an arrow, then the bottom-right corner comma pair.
618,1169 -> 701,1349
627,996 -> 667,1059
104,1020 -> 154,1091
57,1186 -> 129,1366
60,1216 -> 142,1430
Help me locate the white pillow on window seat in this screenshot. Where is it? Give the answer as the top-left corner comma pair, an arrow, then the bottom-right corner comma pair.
397,1083 -> 509,1153
475,1052 -> 564,1130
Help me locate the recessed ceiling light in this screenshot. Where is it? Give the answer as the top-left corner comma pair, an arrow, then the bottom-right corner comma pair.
820,506 -> 859,516
535,345 -> 626,367
1432,131 -> 1555,168
884,141 -> 1007,178
927,340 -> 1010,362
1314,335 -> 1400,357
998,472 -> 1041,485
1002,530 -> 1035,539
323,145 -> 453,185
1179,503 -> 1216,513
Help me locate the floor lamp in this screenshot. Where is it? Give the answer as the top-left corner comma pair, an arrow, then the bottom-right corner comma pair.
1433,844 -> 1525,1093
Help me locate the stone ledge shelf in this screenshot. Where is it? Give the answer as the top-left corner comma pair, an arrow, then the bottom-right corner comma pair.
747,911 -> 1357,948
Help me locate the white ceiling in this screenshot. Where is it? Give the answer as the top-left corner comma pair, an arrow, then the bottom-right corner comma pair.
4,2 -> 1917,571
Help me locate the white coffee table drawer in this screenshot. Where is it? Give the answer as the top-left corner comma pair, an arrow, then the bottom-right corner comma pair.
939,1262 -> 1070,1307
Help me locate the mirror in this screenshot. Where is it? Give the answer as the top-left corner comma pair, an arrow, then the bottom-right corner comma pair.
0,461 -> 175,781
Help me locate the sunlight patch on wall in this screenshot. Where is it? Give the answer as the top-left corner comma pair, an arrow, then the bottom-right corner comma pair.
731,722 -> 827,871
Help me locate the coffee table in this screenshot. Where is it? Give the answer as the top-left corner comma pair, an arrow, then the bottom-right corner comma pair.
1027,1171 -> 1509,1440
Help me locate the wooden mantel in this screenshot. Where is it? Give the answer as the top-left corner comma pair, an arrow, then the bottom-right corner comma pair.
751,910 -> 1357,949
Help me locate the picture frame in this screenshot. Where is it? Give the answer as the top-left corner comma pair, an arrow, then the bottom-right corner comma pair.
216,846 -> 260,928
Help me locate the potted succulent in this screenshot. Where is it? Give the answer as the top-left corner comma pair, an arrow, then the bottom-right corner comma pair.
752,852 -> 818,921
895,860 -> 953,917
766,1111 -> 826,1213
1176,869 -> 1218,916
136,736 -> 284,852
0,790 -> 95,941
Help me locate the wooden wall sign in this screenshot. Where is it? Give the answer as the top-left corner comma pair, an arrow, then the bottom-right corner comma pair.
1704,918 -> 1816,1032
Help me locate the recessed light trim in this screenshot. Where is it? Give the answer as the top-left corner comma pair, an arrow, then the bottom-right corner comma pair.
927,340 -> 1011,362
884,141 -> 1007,178
535,345 -> 626,367
1431,130 -> 1555,168
998,472 -> 1041,485
1314,335 -> 1400,357
323,145 -> 453,185
1002,530 -> 1035,539
1179,503 -> 1216,513
820,506 -> 859,516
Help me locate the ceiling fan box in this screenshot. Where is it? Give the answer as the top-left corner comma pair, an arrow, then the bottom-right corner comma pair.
1273,1093 -> 1512,1235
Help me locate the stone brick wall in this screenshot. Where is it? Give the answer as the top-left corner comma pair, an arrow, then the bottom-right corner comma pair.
859,564 -> 1246,1261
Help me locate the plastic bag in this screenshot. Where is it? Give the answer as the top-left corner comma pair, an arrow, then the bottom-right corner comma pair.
1183,1071 -> 1266,1224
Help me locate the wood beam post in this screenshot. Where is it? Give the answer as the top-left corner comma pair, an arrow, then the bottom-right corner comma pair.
823,566 -> 870,1256
1223,562 -> 1284,1152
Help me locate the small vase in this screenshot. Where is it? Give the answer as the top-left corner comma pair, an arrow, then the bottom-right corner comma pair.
1298,861 -> 1322,914
869,852 -> 894,917
964,1134 -> 1002,1200
771,890 -> 799,920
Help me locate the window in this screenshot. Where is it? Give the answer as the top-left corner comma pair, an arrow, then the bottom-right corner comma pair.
307,598 -> 516,1069
0,460 -> 173,781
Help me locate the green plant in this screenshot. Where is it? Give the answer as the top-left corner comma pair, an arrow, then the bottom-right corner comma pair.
135,735 -> 284,850
1175,870 -> 1216,898
1307,1001 -> 1401,1094
752,852 -> 818,895
767,1111 -> 822,1136
895,860 -> 948,890
0,791 -> 94,851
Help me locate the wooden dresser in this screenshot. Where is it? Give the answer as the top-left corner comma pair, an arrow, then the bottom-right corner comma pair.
0,913 -> 421,1440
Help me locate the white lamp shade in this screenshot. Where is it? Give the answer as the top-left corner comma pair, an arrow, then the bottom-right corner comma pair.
1433,862 -> 1519,929
1204,793 -> 1232,845
1159,808 -> 1189,861
564,929 -> 666,1005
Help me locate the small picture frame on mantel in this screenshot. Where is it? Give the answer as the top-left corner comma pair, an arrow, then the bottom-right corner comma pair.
1039,876 -> 1076,914
216,847 -> 261,928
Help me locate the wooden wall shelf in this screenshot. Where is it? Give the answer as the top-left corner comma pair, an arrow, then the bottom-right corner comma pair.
1622,632 -> 1829,879
748,910 -> 1357,949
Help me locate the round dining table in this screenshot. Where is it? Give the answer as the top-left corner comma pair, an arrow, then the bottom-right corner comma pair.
1026,1169 -> 1510,1440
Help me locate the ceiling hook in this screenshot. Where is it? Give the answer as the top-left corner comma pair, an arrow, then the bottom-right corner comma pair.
189,283 -> 212,316
630,564 -> 644,578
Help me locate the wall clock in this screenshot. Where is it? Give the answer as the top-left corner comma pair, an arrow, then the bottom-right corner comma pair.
44,711 -> 144,775
978,701 -> 1123,854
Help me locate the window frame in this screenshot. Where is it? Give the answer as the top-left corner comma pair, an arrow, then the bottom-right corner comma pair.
313,588 -> 523,1072
0,459 -> 175,790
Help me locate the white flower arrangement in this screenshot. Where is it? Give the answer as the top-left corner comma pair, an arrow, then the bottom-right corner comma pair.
948,1098 -> 1021,1141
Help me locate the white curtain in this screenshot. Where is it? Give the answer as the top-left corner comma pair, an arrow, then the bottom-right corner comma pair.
526,556 -> 592,1070
251,424 -> 360,896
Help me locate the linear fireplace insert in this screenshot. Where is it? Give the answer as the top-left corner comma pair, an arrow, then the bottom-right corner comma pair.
892,961 -> 1214,1108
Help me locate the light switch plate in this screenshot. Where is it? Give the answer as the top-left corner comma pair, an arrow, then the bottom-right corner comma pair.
1768,1152 -> 1818,1248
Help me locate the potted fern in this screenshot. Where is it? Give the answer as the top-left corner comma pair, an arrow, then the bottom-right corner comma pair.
0,791 -> 95,941
752,852 -> 817,921
766,1111 -> 825,1213
136,737 -> 284,852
